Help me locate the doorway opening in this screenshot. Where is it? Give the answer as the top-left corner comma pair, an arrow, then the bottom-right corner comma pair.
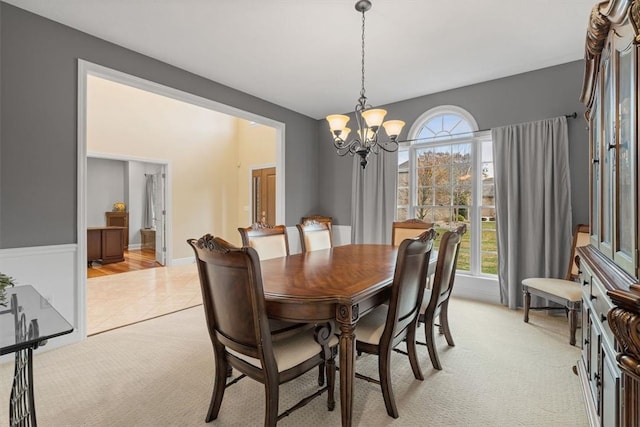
77,60 -> 286,337
86,155 -> 168,279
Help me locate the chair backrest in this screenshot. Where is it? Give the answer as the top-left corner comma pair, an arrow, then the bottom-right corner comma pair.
383,229 -> 437,347
296,220 -> 333,252
425,224 -> 467,317
391,219 -> 434,246
301,215 -> 333,231
566,224 -> 590,280
187,235 -> 274,363
238,222 -> 290,261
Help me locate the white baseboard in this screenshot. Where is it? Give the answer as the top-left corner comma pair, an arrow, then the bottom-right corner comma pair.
171,256 -> 195,266
452,274 -> 500,304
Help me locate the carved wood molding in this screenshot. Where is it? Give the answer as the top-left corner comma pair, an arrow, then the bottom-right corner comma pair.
250,221 -> 275,230
196,234 -> 232,253
585,2 -> 612,60
580,0 -> 633,112
629,0 -> 640,41
608,306 -> 640,377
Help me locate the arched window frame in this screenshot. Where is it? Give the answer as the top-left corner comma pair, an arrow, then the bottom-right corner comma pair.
397,105 -> 496,277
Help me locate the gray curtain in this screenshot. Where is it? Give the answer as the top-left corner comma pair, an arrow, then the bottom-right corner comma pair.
351,151 -> 397,244
492,116 -> 573,309
143,174 -> 155,229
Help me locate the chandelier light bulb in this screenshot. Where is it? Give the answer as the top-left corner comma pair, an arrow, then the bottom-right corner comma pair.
361,109 -> 387,128
326,114 -> 350,133
382,120 -> 406,139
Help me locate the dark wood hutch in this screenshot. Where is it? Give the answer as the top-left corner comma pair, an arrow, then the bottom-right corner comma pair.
579,1 -> 640,425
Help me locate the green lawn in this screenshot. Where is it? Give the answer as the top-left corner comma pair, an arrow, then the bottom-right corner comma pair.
432,221 -> 497,275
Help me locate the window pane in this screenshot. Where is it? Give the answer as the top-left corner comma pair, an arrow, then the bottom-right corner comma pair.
416,166 -> 433,187
396,207 -> 408,221
482,184 -> 494,208
397,188 -> 409,206
398,150 -> 409,169
452,143 -> 472,161
416,186 -> 433,205
457,224 -> 471,271
481,252 -> 498,275
400,109 -> 497,277
435,186 -> 452,205
433,165 -> 451,186
398,171 -> 409,187
415,207 -> 433,222
433,207 -> 452,223
453,162 -> 472,182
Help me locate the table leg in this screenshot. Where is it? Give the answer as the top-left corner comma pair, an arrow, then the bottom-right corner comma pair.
338,304 -> 358,427
10,346 -> 37,426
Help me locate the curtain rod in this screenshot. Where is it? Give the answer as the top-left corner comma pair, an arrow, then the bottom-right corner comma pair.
398,112 -> 578,144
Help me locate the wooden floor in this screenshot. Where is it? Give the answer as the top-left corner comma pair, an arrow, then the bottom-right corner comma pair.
86,249 -> 201,335
87,248 -> 160,278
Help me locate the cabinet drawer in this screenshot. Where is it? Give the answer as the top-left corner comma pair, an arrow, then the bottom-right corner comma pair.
590,277 -> 615,348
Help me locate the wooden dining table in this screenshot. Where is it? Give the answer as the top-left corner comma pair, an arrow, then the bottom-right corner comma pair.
259,244 -> 437,427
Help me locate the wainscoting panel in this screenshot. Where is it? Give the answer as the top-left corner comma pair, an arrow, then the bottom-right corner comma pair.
0,244 -> 83,358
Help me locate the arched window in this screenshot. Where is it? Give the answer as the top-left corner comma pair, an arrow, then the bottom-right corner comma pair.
397,106 -> 496,276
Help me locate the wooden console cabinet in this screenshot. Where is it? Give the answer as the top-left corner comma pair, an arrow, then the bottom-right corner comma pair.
579,1 -> 640,425
105,211 -> 129,249
87,226 -> 125,264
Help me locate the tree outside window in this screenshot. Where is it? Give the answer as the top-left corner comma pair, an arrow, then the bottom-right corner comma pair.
396,107 -> 496,275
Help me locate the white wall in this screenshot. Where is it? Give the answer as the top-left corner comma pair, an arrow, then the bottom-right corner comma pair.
87,75 -> 277,259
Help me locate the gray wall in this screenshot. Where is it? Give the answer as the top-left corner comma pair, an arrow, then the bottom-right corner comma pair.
86,158 -> 125,227
0,2 -> 590,248
317,61 -> 589,229
0,2 -> 319,248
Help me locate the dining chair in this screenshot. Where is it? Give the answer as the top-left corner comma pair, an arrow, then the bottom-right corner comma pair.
354,229 -> 436,419
238,222 -> 329,384
522,224 -> 590,346
391,218 -> 434,246
300,215 -> 333,231
417,224 -> 466,370
187,234 -> 337,426
238,222 -> 290,260
296,220 -> 333,252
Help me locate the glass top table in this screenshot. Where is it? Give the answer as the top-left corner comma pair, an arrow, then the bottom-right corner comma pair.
1,285 -> 74,426
1,285 -> 73,355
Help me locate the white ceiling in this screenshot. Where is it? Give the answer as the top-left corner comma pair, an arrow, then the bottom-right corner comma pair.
5,0 -> 595,119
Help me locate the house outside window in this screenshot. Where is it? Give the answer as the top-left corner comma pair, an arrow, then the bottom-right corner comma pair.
397,106 -> 497,276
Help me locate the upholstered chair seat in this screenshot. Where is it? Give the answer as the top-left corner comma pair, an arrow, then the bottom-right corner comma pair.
297,221 -> 333,253
522,224 -> 590,346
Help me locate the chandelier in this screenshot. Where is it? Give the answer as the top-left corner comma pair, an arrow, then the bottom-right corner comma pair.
326,0 -> 405,169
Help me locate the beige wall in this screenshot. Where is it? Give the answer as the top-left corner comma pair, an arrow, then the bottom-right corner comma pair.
87,76 -> 275,258
236,121 -> 277,226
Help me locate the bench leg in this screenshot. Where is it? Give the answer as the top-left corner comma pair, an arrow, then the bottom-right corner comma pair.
567,301 -> 580,346
523,288 -> 531,323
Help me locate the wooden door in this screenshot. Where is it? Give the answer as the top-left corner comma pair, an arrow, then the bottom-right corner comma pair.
252,167 -> 276,225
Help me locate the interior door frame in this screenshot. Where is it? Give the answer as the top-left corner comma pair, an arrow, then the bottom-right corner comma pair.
249,163 -> 277,225
77,59 -> 286,338
87,153 -> 169,266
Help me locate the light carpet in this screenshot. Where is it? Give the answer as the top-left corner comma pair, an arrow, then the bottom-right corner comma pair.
0,298 -> 587,426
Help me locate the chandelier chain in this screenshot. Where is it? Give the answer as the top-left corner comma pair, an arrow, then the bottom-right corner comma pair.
360,8 -> 366,103
325,0 -> 403,169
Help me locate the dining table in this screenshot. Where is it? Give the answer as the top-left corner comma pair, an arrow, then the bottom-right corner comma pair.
259,243 -> 437,427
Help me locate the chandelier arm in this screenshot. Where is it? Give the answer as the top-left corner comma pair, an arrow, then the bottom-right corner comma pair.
377,140 -> 399,153
336,145 -> 353,157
